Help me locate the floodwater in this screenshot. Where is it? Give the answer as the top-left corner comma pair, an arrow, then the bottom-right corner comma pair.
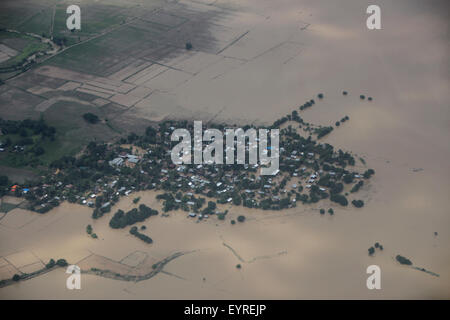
1,0 -> 449,298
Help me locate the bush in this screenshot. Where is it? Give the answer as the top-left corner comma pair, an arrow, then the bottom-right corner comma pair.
130,226 -> 153,244
231,220 -> 236,225
236,264 -> 241,269
352,200 -> 364,208
319,209 -> 325,214
82,113 -> 100,124
12,274 -> 21,281
46,259 -> 55,269
185,42 -> 192,50
360,95 -> 366,100
56,259 -> 68,267
342,91 -> 348,95
330,194 -> 348,206
317,93 -> 324,99
328,208 -> 334,215
109,204 -> 158,229
368,247 -> 375,256
237,215 -> 246,223
396,255 -> 412,265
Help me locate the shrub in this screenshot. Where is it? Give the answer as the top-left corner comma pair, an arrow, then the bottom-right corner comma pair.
236,264 -> 241,269
82,113 -> 100,124
368,247 -> 375,256
12,274 -> 21,281
46,259 -> 55,269
319,209 -> 325,214
130,226 -> 153,244
330,194 -> 348,206
185,42 -> 192,50
351,200 -> 364,208
360,95 -> 365,100
317,93 -> 324,99
328,208 -> 334,215
237,215 -> 246,223
56,259 -> 68,267
342,91 -> 348,95
396,255 -> 412,265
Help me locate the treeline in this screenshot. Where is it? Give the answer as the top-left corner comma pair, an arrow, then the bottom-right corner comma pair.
0,117 -> 56,140
130,226 -> 153,244
109,204 -> 158,229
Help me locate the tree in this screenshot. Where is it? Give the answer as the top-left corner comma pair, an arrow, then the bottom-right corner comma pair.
46,259 -> 55,269
396,255 -> 412,265
352,199 -> 364,208
82,113 -> 100,124
56,259 -> 68,267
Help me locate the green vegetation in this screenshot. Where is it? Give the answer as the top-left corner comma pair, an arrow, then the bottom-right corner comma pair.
45,259 -> 55,269
328,208 -> 334,215
351,199 -> 364,208
237,215 -> 246,223
185,42 -> 192,50
130,226 -> 153,244
330,194 -> 348,206
86,224 -> 92,235
314,126 -> 333,139
363,169 -> 375,179
82,113 -> 100,124
109,204 -> 158,229
56,259 -> 68,267
236,264 -> 241,269
396,255 -> 412,266
368,247 -> 375,256
133,197 -> 141,204
0,117 -> 56,167
320,208 -> 325,214
351,180 -> 364,193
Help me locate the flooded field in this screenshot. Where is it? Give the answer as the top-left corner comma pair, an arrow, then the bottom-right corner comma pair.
0,0 -> 449,299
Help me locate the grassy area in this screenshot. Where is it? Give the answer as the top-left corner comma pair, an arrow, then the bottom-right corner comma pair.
0,31 -> 50,69
16,8 -> 53,37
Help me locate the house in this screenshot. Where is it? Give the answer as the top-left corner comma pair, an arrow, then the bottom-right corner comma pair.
109,158 -> 124,167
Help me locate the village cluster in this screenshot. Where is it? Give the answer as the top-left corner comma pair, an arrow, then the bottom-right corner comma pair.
1,99 -> 374,225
